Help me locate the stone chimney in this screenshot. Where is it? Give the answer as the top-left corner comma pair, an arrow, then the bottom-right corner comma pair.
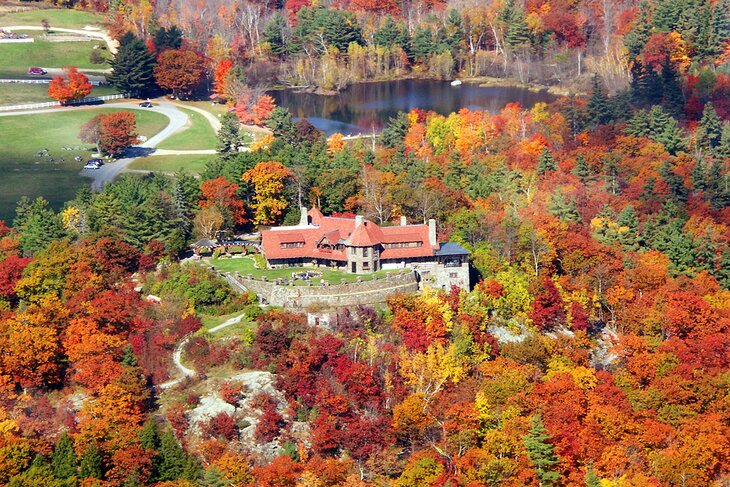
355,215 -> 364,227
428,218 -> 437,247
400,215 -> 407,226
299,206 -> 308,226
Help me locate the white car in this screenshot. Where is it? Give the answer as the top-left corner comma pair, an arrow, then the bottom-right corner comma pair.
84,159 -> 104,169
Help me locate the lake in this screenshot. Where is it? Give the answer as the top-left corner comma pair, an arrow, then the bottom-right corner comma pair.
269,79 -> 557,135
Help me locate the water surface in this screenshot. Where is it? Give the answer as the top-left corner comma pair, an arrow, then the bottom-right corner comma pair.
270,79 -> 557,135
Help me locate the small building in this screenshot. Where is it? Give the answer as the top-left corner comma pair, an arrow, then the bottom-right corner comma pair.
261,207 -> 471,291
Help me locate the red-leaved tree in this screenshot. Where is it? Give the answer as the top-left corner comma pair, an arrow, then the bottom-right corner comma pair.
48,66 -> 92,104
154,49 -> 206,99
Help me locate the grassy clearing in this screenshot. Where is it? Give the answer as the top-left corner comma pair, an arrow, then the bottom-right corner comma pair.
175,100 -> 229,118
0,9 -> 103,29
199,311 -> 256,339
157,108 -> 217,151
0,107 -> 168,223
128,154 -> 213,174
208,256 -> 398,286
0,39 -> 105,77
0,83 -> 118,106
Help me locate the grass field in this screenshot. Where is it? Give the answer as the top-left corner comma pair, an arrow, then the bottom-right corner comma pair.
176,100 -> 229,118
0,39 -> 105,78
0,83 -> 118,106
0,107 -> 168,223
128,154 -> 214,174
157,108 -> 217,150
0,9 -> 103,29
208,256 -> 397,285
199,311 -> 255,339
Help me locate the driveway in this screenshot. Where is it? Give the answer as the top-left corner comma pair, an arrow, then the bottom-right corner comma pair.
84,100 -> 189,190
0,25 -> 118,54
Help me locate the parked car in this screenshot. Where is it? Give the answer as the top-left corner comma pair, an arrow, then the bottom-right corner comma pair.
28,67 -> 47,75
139,101 -> 153,108
84,159 -> 104,169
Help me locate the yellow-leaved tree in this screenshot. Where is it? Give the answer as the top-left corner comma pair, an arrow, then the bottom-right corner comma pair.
399,342 -> 466,403
242,161 -> 294,225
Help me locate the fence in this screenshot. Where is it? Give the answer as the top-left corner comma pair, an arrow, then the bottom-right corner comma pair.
0,78 -> 104,86
0,93 -> 129,112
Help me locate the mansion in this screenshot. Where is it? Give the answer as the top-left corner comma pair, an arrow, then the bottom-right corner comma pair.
261,207 -> 471,291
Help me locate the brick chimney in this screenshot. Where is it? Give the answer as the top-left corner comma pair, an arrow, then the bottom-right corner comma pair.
355,215 -> 364,227
428,218 -> 437,247
400,215 -> 407,226
299,206 -> 308,226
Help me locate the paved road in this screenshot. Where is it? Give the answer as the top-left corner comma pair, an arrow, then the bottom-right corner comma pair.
84,101 -> 189,190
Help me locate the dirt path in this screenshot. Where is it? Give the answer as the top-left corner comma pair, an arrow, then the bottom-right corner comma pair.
158,312 -> 247,390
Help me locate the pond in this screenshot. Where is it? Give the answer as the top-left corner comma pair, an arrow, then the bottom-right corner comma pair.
269,79 -> 557,135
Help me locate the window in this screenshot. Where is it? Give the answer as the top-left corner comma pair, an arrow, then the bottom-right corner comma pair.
449,272 -> 458,278
363,247 -> 369,257
280,242 -> 304,248
363,261 -> 370,269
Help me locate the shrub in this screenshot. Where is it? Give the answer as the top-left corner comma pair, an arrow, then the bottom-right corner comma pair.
203,412 -> 238,440
220,382 -> 246,405
255,404 -> 285,442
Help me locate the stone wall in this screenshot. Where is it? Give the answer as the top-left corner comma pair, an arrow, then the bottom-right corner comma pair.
222,270 -> 418,311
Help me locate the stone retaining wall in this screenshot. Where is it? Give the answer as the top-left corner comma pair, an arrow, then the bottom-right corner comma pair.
222,270 -> 418,311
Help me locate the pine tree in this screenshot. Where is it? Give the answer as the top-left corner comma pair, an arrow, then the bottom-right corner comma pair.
587,74 -> 612,127
585,463 -> 601,487
549,192 -> 580,223
109,34 -> 156,97
712,0 -> 730,55
537,148 -> 556,174
618,205 -> 640,251
505,9 -> 530,48
181,455 -> 205,483
572,154 -> 591,184
661,57 -> 684,119
51,432 -> 78,479
714,247 -> 730,289
697,102 -> 723,151
79,443 -> 103,479
158,429 -> 185,481
718,122 -> 730,159
604,156 -> 621,195
199,468 -> 227,487
523,414 -> 561,486
217,112 -> 242,159
625,1 -> 653,58
692,159 -> 708,193
139,418 -> 161,452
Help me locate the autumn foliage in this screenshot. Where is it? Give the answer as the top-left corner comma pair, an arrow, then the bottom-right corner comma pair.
47,66 -> 92,104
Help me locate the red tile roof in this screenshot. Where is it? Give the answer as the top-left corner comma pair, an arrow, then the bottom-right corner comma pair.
261,210 -> 438,262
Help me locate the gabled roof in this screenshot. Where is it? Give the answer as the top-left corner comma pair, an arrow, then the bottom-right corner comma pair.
436,242 -> 470,256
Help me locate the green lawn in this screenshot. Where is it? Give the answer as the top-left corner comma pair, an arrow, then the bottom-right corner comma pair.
0,107 -> 168,224
207,256 -> 398,286
199,311 -> 255,339
0,9 -> 103,29
157,108 -> 217,150
0,83 -> 119,106
128,154 -> 213,174
0,39 -> 106,78
176,100 -> 229,118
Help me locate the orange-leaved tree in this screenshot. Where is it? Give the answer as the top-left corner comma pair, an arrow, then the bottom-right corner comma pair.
241,161 -> 293,225
153,49 -> 206,99
48,66 -> 92,104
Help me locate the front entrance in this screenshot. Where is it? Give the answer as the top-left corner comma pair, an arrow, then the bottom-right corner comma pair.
351,262 -> 356,273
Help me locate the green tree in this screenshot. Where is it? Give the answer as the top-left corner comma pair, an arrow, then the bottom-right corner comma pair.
263,13 -> 290,57
536,148 -> 556,174
617,205 -> 640,251
153,25 -> 183,51
15,197 -> 66,257
181,455 -> 204,483
158,429 -> 185,481
586,75 -> 612,127
660,57 -> 684,119
523,414 -> 561,486
696,102 -> 723,151
139,418 -> 161,452
79,443 -> 103,479
548,192 -> 580,223
585,464 -> 601,487
712,0 -> 730,55
109,33 -> 156,96
504,5 -> 530,48
217,112 -> 243,159
51,433 -> 77,479
382,112 -> 410,149
266,107 -> 296,142
625,1 -> 653,58
572,154 -> 592,184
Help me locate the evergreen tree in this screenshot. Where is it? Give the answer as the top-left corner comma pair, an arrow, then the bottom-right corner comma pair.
604,156 -> 621,195
374,16 -> 401,47
109,34 -> 156,97
411,27 -> 433,61
217,112 -> 242,159
549,192 -> 580,223
572,154 -> 592,184
696,102 -> 723,151
153,25 -> 183,51
537,148 -> 557,174
199,468 -> 227,487
585,464 -> 601,487
718,122 -> 730,159
181,455 -> 205,483
660,57 -> 685,119
523,414 -> 561,486
692,159 -> 708,193
382,111 -> 410,149
158,429 -> 185,481
266,107 -> 296,142
564,95 -> 586,136
586,75 -> 612,127
51,433 -> 77,479
625,1 -> 653,58
714,247 -> 730,289
504,8 -> 530,48
139,418 -> 161,452
79,443 -> 103,479
618,205 -> 640,251
263,13 -> 290,57
609,89 -> 633,123
15,197 -> 66,257
712,0 -> 730,55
